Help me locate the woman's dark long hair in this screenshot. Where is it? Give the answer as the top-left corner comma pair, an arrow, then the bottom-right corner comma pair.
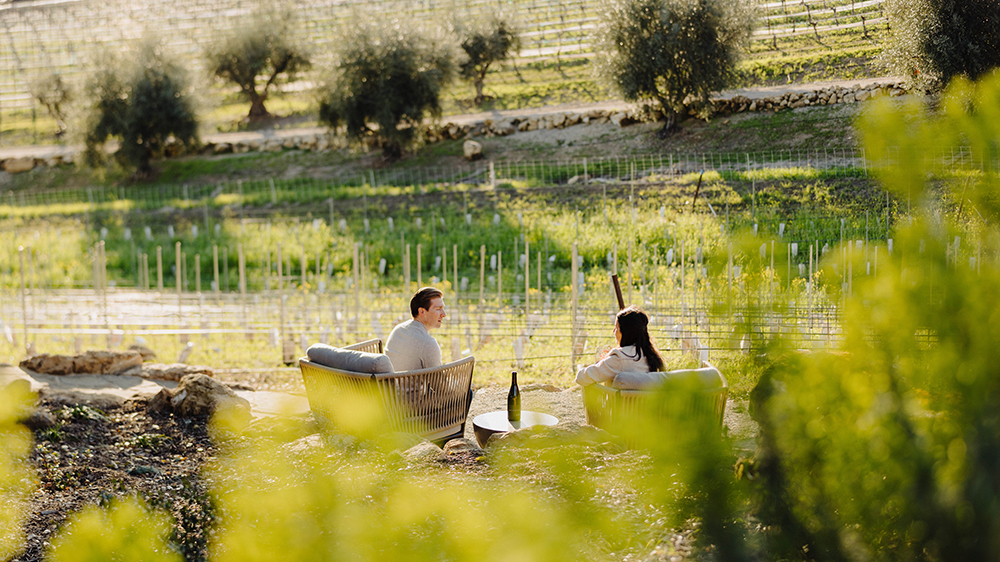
616,306 -> 665,372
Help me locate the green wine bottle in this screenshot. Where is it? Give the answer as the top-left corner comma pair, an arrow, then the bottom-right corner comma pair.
507,370 -> 521,422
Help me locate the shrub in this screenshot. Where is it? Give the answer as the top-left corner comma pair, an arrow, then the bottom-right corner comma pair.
29,72 -> 71,137
84,41 -> 198,177
318,19 -> 454,159
205,5 -> 311,121
592,0 -> 753,135
456,15 -> 520,106
882,0 -> 1000,90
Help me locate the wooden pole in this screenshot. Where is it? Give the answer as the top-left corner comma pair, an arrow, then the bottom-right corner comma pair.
497,251 -> 503,307
213,245 -> 220,295
352,243 -> 360,320
238,243 -> 247,324
19,247 -> 27,353
302,248 -> 308,290
479,245 -> 486,306
278,242 -> 289,361
405,243 -> 411,293
571,242 -> 579,372
611,274 -> 625,309
156,246 -> 163,292
524,239 -> 530,316
175,242 -> 182,320
195,254 -> 201,293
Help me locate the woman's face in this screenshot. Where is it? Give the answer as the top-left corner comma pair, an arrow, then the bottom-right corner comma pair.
613,320 -> 622,346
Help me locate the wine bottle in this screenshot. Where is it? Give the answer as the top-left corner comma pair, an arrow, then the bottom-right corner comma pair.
507,370 -> 521,422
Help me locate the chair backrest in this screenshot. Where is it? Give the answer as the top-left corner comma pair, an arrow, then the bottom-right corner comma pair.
299,341 -> 474,442
581,362 -> 729,439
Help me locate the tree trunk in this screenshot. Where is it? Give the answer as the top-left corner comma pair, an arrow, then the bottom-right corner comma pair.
474,77 -> 485,106
247,90 -> 271,121
657,108 -> 681,139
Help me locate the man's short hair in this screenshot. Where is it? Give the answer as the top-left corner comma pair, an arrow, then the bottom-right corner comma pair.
410,287 -> 443,318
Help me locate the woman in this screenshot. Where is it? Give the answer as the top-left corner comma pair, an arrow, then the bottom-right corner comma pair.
575,306 -> 665,386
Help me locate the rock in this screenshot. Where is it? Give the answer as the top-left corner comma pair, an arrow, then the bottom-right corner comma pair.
264,139 -> 283,152
225,381 -> 254,391
402,440 -> 442,463
147,374 -> 251,420
283,433 -> 324,454
749,101 -> 757,111
23,409 -> 56,430
213,143 -> 232,155
856,90 -> 869,102
45,390 -> 124,410
128,344 -> 156,362
609,112 -> 629,127
442,438 -> 483,456
3,157 -> 35,174
20,350 -> 143,376
567,175 -> 589,185
844,93 -> 856,103
463,140 -> 483,161
44,157 -> 62,168
139,363 -> 212,381
493,119 -> 516,136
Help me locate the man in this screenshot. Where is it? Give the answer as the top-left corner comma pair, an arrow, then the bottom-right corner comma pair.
384,287 -> 446,372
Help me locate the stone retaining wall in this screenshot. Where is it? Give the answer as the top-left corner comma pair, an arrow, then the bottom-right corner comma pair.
0,81 -> 904,174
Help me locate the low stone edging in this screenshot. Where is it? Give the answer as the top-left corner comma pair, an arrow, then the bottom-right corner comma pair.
0,80 -> 905,174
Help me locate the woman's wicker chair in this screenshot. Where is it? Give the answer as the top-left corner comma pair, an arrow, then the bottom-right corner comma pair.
299,339 -> 475,445
582,362 -> 728,441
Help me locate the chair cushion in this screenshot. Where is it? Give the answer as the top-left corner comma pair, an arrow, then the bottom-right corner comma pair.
306,343 -> 394,374
612,367 -> 723,391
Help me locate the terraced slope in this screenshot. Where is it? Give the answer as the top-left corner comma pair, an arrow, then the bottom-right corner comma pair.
0,0 -> 886,142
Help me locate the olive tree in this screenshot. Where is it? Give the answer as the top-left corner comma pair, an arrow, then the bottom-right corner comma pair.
84,42 -> 198,177
882,0 -> 1000,90
593,0 -> 752,135
29,72 -> 71,137
456,16 -> 520,106
319,21 -> 454,158
206,6 -> 311,120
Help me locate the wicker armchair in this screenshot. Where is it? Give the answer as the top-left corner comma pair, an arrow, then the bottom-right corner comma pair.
299,338 -> 475,445
582,362 -> 729,439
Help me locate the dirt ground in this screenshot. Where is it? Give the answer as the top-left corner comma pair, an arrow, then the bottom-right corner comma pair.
7,371 -> 756,562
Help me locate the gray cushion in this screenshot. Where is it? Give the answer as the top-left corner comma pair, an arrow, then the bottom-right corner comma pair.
612,366 -> 723,391
306,343 -> 394,374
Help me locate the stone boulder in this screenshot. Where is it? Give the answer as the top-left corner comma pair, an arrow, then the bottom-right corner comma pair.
138,363 -> 213,382
20,350 -> 143,376
127,344 -> 157,362
463,140 -> 483,161
147,374 -> 251,421
443,438 -> 483,456
3,157 -> 36,174
402,440 -> 443,463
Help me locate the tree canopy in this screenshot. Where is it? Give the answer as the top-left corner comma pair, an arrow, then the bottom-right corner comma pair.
457,16 -> 520,106
593,0 -> 752,134
318,20 -> 454,158
882,0 -> 1000,90
206,7 -> 311,121
84,42 -> 198,177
